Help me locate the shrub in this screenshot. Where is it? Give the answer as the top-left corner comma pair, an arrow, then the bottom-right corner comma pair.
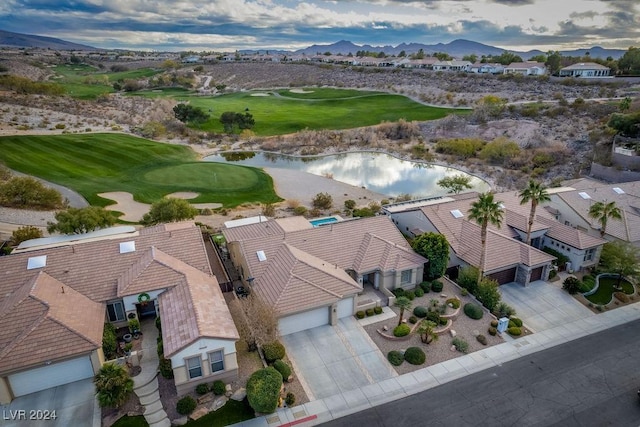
393,324 -> 411,337
476,277 -> 501,312
285,392 -> 296,406
494,302 -> 516,318
212,380 -> 226,395
312,192 -> 333,210
510,317 -> 523,327
488,326 -> 497,336
246,367 -> 283,414
408,315 -> 418,324
404,347 -> 426,365
273,360 -> 292,380
460,288 -> 469,296
155,316 -> 162,332
374,306 -> 383,315
446,298 -> 461,309
356,310 -> 365,319
419,281 -> 431,292
508,327 -> 522,336
431,280 -> 444,292
392,288 -> 405,298
102,323 -> 117,360
463,303 -> 484,320
562,277 -> 583,294
387,350 -> 404,366
426,311 -> 440,323
157,340 -> 164,357
262,341 -> 286,364
413,306 -> 428,318
476,334 -> 488,345
176,396 -> 197,415
414,287 -> 424,298
614,292 -> 630,303
196,383 -> 210,395
365,308 -> 374,317
159,358 -> 173,379
94,363 -> 134,408
439,317 -> 448,326
405,290 -> 416,300
490,319 -> 499,327
293,206 -> 307,216
452,337 -> 469,353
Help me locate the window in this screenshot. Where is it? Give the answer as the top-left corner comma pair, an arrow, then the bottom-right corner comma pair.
106,301 -> 125,322
584,248 -> 595,262
186,356 -> 202,379
400,269 -> 412,284
209,350 -> 224,373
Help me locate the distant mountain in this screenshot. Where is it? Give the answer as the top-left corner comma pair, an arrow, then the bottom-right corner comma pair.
295,39 -> 627,60
0,30 -> 96,50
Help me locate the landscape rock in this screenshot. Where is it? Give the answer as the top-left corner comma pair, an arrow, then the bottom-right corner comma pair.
172,416 -> 188,426
230,387 -> 247,401
382,325 -> 388,331
189,406 -> 209,421
210,396 -> 228,412
197,393 -> 214,405
450,329 -> 456,337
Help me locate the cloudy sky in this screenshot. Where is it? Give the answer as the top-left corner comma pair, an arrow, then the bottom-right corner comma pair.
0,0 -> 638,52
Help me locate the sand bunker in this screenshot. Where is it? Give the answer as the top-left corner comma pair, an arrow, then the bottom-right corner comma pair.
192,203 -> 222,209
289,88 -> 314,94
166,192 -> 199,199
98,192 -> 150,222
250,93 -> 270,97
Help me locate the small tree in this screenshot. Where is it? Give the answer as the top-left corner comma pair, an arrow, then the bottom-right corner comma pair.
475,277 -> 501,311
394,296 -> 412,326
94,363 -> 134,408
262,203 -> 276,217
417,320 -> 438,344
588,200 -> 622,238
48,206 -> 115,234
141,198 -> 199,226
0,176 -> 64,209
411,232 -> 449,280
312,192 -> 333,210
10,225 -> 43,246
437,175 -> 473,195
599,241 -> 640,286
228,293 -> 279,351
173,103 -> 208,123
246,367 -> 283,414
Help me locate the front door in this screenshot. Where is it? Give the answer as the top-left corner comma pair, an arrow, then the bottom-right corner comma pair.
137,300 -> 156,318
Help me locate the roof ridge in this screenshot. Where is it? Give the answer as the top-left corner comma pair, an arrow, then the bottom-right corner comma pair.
290,272 -> 344,298
0,310 -> 47,361
352,233 -> 371,271
0,273 -> 39,316
116,247 -> 156,295
47,315 -> 102,347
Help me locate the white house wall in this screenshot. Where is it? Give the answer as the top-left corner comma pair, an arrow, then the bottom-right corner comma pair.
123,289 -> 166,312
547,197 -> 594,235
169,338 -> 237,366
336,297 -> 355,319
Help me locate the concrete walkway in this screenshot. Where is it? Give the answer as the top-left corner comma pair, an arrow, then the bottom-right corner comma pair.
234,299 -> 640,426
132,318 -> 170,427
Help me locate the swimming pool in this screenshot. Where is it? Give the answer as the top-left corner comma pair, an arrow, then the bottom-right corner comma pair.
309,216 -> 340,227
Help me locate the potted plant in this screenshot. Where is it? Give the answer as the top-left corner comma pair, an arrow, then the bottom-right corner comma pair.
124,343 -> 133,356
128,318 -> 141,338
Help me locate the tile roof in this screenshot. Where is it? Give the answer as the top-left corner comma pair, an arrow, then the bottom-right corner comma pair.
223,216 -> 427,316
561,62 -> 610,71
0,272 -> 104,372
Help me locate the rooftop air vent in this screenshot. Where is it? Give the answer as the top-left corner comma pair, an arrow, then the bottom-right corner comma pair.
256,250 -> 267,262
578,192 -> 591,200
27,255 -> 47,270
612,187 -> 625,195
450,209 -> 464,219
119,241 -> 136,254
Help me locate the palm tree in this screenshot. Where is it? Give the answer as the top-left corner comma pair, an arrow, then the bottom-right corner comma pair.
394,296 -> 412,326
588,200 -> 622,238
468,192 -> 504,285
519,180 -> 551,246
417,320 -> 439,344
94,363 -> 134,408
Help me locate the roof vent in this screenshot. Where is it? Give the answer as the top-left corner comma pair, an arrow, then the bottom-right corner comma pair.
27,255 -> 47,270
119,241 -> 136,254
450,209 -> 464,219
578,192 -> 591,200
256,250 -> 267,262
612,187 -> 625,195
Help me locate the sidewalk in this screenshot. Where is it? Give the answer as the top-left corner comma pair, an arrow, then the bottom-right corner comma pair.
233,300 -> 640,426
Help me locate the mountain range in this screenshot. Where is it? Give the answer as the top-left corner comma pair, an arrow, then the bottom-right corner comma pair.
0,30 -> 627,60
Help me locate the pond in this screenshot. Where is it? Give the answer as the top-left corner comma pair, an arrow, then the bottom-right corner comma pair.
204,151 -> 490,198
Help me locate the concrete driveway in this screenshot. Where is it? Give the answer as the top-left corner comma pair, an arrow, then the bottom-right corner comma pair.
500,279 -> 595,332
0,379 -> 98,427
282,317 -> 397,400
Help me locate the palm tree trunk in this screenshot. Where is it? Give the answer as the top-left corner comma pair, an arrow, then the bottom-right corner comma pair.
526,201 -> 536,246
477,225 -> 487,285
398,308 -> 404,326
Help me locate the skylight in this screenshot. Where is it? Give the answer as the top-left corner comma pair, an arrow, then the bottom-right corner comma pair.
612,187 -> 625,195
578,192 -> 591,200
256,250 -> 267,262
450,209 -> 464,219
119,241 -> 136,254
27,255 -> 47,270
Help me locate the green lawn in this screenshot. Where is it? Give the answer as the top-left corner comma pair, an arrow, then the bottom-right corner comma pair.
111,415 -> 148,427
585,275 -> 634,305
0,134 -> 281,208
186,399 -> 255,427
133,87 -> 464,136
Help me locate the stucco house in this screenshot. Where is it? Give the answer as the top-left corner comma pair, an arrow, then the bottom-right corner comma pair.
545,178 -> 640,247
432,60 -> 472,71
222,216 -> 427,335
503,61 -> 547,76
0,222 -> 239,403
384,190 -> 605,285
469,63 -> 505,74
559,62 -> 611,78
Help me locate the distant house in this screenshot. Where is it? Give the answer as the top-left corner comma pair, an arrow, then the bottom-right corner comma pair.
503,61 -> 546,76
470,63 -> 505,74
0,222 -> 239,403
432,60 -> 472,72
222,216 -> 427,335
182,55 -> 201,63
559,62 -> 611,78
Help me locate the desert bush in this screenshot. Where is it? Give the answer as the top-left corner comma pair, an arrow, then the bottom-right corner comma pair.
159,358 -> 173,379
404,347 -> 426,365
405,290 -> 416,300
212,380 -> 226,395
446,298 -> 460,309
387,351 -> 404,366
393,324 -> 411,337
176,396 -> 197,415
508,327 -> 522,336
479,137 -> 521,165
285,392 -> 296,406
476,334 -> 488,345
494,302 -> 516,318
452,337 -> 469,353
262,341 -> 286,364
488,326 -> 497,336
365,308 -> 374,317
408,315 -> 418,324
246,367 -> 283,414
293,206 -> 307,216
392,288 -> 405,298
374,306 -> 383,314
419,281 -> 431,292
312,192 -> 333,210
435,138 -> 484,158
463,303 -> 484,320
272,360 -> 292,381
356,311 -> 365,319
344,199 -> 356,210
196,383 -> 210,395
510,317 -> 523,327
428,281 -> 441,293
413,306 -> 428,318
425,311 -> 440,323
490,319 -> 499,327
414,287 -> 424,297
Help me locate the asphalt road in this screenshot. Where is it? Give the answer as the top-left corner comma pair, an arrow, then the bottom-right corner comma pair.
323,319 -> 640,427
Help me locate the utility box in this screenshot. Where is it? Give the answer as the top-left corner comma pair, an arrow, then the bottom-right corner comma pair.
497,317 -> 509,334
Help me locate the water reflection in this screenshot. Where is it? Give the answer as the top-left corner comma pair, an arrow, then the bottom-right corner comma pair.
204,151 -> 489,198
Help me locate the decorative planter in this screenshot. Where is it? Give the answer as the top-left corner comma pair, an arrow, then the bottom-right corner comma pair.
123,334 -> 133,343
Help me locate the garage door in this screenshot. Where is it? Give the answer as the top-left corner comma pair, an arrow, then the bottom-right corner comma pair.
279,306 -> 329,335
336,297 -> 354,319
487,267 -> 517,285
9,356 -> 94,397
530,266 -> 544,282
